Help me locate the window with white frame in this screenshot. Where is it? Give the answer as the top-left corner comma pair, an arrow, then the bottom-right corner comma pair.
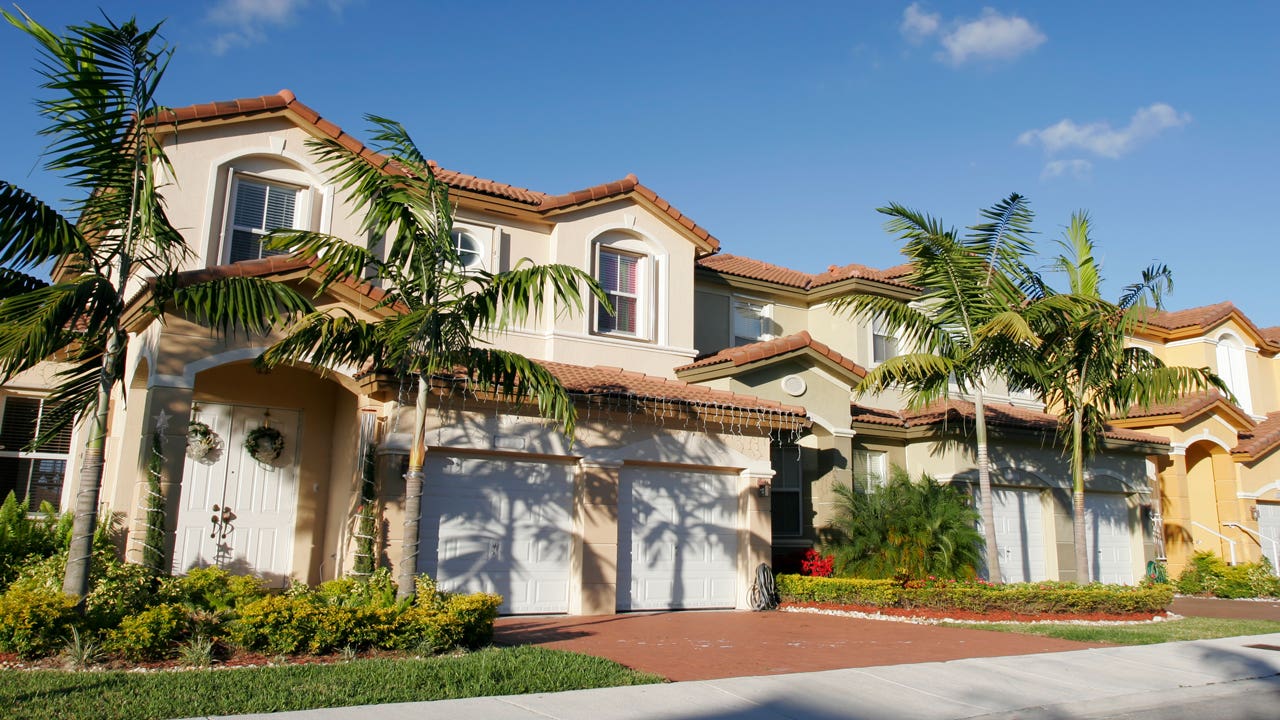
852,449 -> 887,494
771,441 -> 803,537
1215,333 -> 1253,415
0,396 -> 72,510
872,316 -> 899,364
595,246 -> 646,338
451,229 -> 485,271
733,298 -> 770,346
226,175 -> 305,264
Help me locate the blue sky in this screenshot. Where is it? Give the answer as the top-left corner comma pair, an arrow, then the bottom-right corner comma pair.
2,2 -> 1277,326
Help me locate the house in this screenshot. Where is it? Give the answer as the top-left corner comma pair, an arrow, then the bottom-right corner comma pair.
5,89 -> 1277,612
2,90 -> 810,616
683,254 -> 1172,584
1110,303 -> 1280,575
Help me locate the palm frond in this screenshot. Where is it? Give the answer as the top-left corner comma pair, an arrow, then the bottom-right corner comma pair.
255,311 -> 384,373
459,348 -> 577,437
169,276 -> 312,337
0,181 -> 90,270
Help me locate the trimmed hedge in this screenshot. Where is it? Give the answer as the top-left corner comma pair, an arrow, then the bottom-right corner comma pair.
778,574 -> 1174,615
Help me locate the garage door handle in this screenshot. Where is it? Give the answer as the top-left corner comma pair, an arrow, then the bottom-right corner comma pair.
489,541 -> 501,560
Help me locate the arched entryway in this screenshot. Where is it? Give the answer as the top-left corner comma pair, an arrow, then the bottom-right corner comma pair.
1184,440 -> 1240,561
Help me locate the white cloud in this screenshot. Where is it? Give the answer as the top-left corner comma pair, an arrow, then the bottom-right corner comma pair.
205,0 -> 351,55
900,3 -> 941,43
940,8 -> 1046,64
1018,103 -> 1192,159
1040,159 -> 1092,181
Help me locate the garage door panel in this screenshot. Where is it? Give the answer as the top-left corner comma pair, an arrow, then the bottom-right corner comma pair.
620,468 -> 739,610
419,456 -> 573,614
975,487 -> 1047,584
1085,494 -> 1134,584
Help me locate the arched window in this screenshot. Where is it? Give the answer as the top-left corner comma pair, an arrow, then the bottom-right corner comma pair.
214,156 -> 322,267
1215,333 -> 1253,415
592,232 -> 656,341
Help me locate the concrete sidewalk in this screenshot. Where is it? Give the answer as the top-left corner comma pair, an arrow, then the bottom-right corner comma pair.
201,633 -> 1280,720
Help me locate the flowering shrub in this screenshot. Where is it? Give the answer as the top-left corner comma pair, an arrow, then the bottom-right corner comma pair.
777,574 -> 1173,615
800,549 -> 834,577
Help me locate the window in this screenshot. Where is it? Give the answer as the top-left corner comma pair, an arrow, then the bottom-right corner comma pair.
596,247 -> 645,337
0,397 -> 72,509
872,316 -> 899,364
227,176 -> 303,264
732,299 -> 770,346
451,229 -> 484,271
852,449 -> 886,494
771,442 -> 803,537
1215,334 -> 1253,415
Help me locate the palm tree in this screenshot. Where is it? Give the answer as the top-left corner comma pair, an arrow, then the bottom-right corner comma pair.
0,11 -> 310,599
1017,213 -> 1226,581
831,194 -> 1039,582
257,117 -> 608,599
825,465 -> 983,580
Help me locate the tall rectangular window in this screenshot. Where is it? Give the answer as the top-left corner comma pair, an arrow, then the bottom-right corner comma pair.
0,397 -> 72,509
852,449 -> 886,494
597,248 -> 642,336
228,177 -> 301,264
771,442 -> 803,537
872,316 -> 899,364
732,299 -> 768,346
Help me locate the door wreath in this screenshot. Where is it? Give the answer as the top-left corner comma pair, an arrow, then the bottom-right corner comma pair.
185,420 -> 222,460
244,425 -> 285,464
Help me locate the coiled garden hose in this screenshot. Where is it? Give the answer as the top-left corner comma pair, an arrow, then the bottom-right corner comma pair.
749,563 -> 779,611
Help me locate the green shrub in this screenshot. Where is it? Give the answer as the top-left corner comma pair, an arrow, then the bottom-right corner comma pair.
106,603 -> 191,661
160,566 -> 266,612
314,568 -> 396,609
0,585 -> 80,658
777,574 -> 1173,615
8,547 -> 157,629
0,493 -> 68,590
1175,551 -> 1280,598
823,466 -> 983,580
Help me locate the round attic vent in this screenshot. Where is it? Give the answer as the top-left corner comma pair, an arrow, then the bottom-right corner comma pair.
781,374 -> 807,397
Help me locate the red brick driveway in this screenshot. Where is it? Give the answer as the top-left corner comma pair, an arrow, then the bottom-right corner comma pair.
494,609 -> 1099,681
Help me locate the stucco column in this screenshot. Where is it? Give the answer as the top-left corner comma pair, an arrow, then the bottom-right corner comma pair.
738,468 -> 775,610
1160,447 -> 1191,576
131,385 -> 196,572
572,460 -> 620,615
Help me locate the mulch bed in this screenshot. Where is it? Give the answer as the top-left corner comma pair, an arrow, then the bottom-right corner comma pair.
782,601 -> 1170,623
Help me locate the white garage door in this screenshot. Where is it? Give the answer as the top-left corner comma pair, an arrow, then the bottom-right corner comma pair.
1256,503 -> 1280,574
988,487 -> 1047,584
619,467 -> 739,610
1085,494 -> 1134,584
418,455 -> 574,614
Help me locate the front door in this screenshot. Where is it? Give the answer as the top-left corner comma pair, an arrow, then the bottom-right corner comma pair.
172,403 -> 300,586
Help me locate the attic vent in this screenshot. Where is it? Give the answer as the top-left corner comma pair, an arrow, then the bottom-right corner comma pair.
781,375 -> 807,397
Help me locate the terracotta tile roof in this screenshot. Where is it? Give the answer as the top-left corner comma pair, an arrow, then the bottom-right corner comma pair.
1141,302 -> 1238,331
151,91 -> 718,251
1120,391 -> 1228,420
696,254 -> 917,291
1234,412 -> 1280,459
675,331 -> 866,378
538,361 -> 807,421
851,399 -> 1168,445
1261,326 -> 1280,346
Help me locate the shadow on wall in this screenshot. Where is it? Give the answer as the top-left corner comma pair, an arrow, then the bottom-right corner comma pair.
406,397 -> 768,613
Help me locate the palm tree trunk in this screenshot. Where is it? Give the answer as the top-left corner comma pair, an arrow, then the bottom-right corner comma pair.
1071,407 -> 1089,581
973,388 -> 1003,582
62,328 -> 123,599
397,373 -> 431,599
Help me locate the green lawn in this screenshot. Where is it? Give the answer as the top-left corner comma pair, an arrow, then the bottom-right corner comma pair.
1,646 -> 664,720
945,616 -> 1280,645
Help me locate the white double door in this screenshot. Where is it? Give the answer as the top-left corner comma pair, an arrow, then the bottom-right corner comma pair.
172,403 -> 300,586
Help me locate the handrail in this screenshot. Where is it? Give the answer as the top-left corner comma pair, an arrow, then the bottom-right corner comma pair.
1223,522 -> 1280,575
1191,521 -> 1237,565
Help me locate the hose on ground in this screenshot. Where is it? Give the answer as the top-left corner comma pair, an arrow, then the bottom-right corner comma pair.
749,563 -> 779,611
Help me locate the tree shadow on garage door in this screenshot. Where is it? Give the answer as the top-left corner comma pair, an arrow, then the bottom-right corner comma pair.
418,453 -> 577,614
617,465 -> 745,611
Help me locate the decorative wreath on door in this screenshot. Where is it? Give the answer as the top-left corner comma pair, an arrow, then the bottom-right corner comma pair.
244,425 -> 285,464
185,420 -> 222,460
